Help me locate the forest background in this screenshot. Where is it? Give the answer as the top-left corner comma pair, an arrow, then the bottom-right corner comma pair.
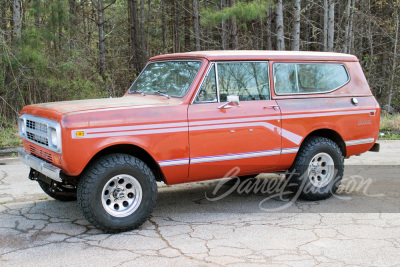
1,0 -> 400,145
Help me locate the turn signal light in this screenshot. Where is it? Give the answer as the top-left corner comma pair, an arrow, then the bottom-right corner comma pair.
54,156 -> 62,165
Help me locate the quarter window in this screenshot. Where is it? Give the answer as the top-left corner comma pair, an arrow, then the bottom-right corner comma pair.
196,65 -> 217,102
274,63 -> 349,94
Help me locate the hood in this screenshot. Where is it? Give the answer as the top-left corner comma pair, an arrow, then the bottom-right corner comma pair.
29,95 -> 178,115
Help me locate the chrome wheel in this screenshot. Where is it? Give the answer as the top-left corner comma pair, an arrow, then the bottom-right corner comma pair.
101,174 -> 142,217
307,152 -> 335,188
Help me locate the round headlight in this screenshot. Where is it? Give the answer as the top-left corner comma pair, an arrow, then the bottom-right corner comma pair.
50,129 -> 58,147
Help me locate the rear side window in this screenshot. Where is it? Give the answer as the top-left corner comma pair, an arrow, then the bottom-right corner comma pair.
274,63 -> 349,94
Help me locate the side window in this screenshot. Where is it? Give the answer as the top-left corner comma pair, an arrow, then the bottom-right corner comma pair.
274,63 -> 349,94
273,64 -> 297,94
196,65 -> 217,102
217,62 -> 270,102
297,64 -> 349,92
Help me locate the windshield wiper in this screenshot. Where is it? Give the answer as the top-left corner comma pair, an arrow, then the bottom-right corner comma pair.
154,90 -> 170,99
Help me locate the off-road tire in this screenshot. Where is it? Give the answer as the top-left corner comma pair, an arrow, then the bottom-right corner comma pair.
77,154 -> 158,233
287,136 -> 344,201
38,181 -> 77,202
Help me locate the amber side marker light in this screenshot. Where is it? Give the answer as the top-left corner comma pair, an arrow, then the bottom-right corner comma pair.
75,131 -> 85,137
54,156 -> 62,165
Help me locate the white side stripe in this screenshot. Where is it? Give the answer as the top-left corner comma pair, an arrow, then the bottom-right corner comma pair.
189,116 -> 280,126
345,138 -> 375,146
159,139 -> 374,168
191,149 -> 281,164
72,109 -> 374,146
281,129 -> 303,145
282,109 -> 375,119
158,147 -> 299,167
73,120 -> 302,145
158,158 -> 190,167
79,127 -> 188,139
73,122 -> 187,135
282,147 -> 299,154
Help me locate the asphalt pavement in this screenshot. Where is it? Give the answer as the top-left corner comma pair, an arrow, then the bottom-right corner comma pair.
0,141 -> 400,266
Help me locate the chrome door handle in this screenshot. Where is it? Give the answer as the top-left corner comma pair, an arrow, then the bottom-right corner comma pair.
263,105 -> 279,110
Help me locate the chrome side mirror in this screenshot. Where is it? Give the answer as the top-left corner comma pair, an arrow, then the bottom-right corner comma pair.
218,95 -> 240,109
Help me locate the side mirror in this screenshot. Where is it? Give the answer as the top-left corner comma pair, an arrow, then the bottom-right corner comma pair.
218,95 -> 240,109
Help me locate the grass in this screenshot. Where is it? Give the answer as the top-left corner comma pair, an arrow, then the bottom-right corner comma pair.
0,126 -> 22,147
380,113 -> 400,140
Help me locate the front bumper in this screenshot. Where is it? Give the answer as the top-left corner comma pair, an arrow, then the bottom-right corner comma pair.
19,149 -> 62,182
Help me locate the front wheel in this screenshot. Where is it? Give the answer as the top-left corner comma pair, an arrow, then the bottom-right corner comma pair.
77,154 -> 157,233
287,136 -> 344,201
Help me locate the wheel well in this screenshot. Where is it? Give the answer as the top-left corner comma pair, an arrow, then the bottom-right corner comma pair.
83,144 -> 165,183
301,129 -> 346,156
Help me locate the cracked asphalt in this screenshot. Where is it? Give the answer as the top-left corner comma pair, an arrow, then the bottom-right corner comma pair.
1,141 -> 400,266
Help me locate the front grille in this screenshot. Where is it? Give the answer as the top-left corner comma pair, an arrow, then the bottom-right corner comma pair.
20,114 -> 61,153
27,132 -> 49,146
26,120 -> 48,134
29,145 -> 53,163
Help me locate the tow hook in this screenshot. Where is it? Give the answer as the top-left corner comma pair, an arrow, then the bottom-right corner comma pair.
50,182 -> 64,193
29,169 -> 39,181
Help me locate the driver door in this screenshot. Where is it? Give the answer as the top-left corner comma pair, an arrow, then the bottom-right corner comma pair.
188,62 -> 282,180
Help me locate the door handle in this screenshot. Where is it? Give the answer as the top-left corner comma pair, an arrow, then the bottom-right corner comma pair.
263,105 -> 279,110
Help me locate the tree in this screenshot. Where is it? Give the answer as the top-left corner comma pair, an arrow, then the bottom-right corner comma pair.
328,0 -> 335,52
221,0 -> 228,49
388,10 -> 399,110
276,0 -> 285,50
97,0 -> 116,82
140,0 -> 147,64
292,0 -> 301,51
323,0 -> 328,51
1,0 -> 400,126
184,0 -> 191,51
12,0 -> 22,39
193,0 -> 201,50
1,0 -> 7,32
231,0 -> 238,50
128,0 -> 142,73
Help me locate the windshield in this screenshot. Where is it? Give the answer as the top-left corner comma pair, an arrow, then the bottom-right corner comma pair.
129,60 -> 203,97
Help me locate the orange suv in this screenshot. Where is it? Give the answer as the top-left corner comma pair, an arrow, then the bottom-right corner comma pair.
19,51 -> 380,232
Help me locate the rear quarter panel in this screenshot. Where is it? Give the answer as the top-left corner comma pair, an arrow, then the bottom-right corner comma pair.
271,60 -> 380,166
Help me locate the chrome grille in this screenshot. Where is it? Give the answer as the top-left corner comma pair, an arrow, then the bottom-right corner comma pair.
29,145 -> 53,163
20,114 -> 62,153
27,132 -> 49,146
26,120 -> 48,134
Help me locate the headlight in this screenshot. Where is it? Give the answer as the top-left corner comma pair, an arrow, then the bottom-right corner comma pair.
19,118 -> 26,137
50,128 -> 58,147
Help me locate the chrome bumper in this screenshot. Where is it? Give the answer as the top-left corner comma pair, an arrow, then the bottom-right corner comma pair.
19,149 -> 62,182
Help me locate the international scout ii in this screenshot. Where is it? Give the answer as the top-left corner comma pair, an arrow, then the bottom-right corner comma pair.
19,51 -> 380,232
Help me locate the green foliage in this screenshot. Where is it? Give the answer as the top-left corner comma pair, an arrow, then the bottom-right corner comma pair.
380,113 -> 400,140
0,119 -> 21,147
201,0 -> 274,27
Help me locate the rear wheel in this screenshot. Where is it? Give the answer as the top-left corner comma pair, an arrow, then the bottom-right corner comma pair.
77,154 -> 157,233
287,136 -> 344,200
